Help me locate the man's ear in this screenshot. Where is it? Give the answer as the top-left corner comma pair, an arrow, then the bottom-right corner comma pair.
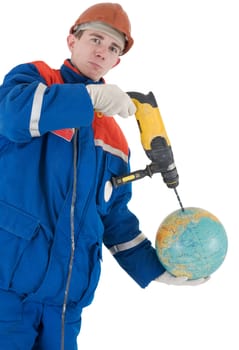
67,34 -> 76,51
112,57 -> 121,68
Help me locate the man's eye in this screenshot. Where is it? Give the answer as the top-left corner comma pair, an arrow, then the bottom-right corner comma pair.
110,46 -> 120,55
92,38 -> 101,44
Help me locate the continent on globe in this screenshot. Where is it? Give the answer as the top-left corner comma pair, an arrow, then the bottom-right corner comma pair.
155,207 -> 228,279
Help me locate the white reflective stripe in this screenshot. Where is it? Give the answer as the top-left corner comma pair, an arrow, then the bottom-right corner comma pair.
29,82 -> 47,137
94,139 -> 128,163
109,232 -> 147,255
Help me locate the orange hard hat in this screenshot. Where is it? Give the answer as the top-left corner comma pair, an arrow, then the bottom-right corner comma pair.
69,3 -> 134,54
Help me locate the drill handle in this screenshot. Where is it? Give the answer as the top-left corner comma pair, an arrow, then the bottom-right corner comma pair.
111,168 -> 149,188
127,91 -> 171,150
111,163 -> 178,188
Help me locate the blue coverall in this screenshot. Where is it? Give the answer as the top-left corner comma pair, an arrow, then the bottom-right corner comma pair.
0,59 -> 165,349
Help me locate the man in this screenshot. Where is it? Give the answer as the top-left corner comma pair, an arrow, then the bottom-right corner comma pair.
0,3 -> 207,349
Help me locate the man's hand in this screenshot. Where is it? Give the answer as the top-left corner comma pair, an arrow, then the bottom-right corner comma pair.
86,84 -> 136,118
155,271 -> 210,286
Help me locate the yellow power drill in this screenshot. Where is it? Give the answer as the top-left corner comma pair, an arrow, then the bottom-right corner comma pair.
111,91 -> 184,211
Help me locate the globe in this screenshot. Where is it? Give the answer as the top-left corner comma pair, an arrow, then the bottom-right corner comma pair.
155,207 -> 228,279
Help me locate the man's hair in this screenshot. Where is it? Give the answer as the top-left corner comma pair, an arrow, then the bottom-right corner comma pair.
74,30 -> 84,40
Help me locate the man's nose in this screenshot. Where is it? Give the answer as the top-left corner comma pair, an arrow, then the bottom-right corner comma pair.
95,45 -> 107,58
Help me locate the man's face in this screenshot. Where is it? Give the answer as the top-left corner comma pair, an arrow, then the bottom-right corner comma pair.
67,29 -> 123,81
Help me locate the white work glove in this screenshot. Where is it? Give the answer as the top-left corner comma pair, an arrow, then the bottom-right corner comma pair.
155,271 -> 210,286
86,84 -> 136,118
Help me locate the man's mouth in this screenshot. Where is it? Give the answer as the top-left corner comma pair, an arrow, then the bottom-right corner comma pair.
88,61 -> 102,70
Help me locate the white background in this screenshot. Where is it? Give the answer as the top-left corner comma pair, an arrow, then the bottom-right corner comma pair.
1,1 -> 238,349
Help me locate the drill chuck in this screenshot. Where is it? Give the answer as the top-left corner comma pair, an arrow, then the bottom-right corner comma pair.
161,166 -> 179,188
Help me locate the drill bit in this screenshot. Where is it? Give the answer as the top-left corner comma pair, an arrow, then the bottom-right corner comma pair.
174,188 -> 184,212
